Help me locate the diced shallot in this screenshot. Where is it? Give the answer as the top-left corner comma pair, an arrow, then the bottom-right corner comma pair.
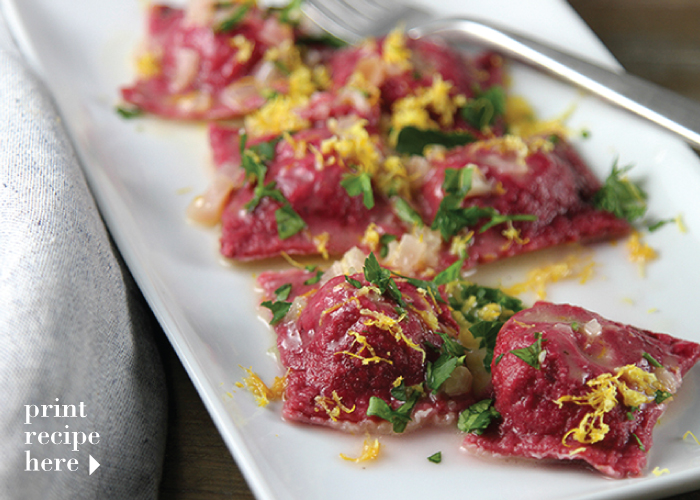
186,173 -> 236,226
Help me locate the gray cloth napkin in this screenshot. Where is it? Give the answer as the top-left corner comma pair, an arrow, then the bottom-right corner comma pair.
0,14 -> 167,500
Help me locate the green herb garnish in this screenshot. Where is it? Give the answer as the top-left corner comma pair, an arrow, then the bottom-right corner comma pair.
341,172 -> 375,209
391,197 -> 424,228
509,331 -> 545,369
276,0 -> 303,24
631,432 -> 646,451
261,283 -> 294,325
275,205 -> 307,240
213,4 -> 250,33
469,321 -> 504,373
295,33 -> 348,48
115,105 -> 144,119
344,276 -> 363,288
367,389 -> 421,433
379,234 -> 397,259
592,161 -> 648,222
642,352 -> 663,368
461,86 -> 506,131
395,126 -> 475,156
448,283 -> 523,324
427,452 -> 442,463
239,134 -> 306,239
425,332 -> 468,393
274,283 -> 292,301
363,253 -> 406,307
303,268 -> 324,285
431,166 -> 535,240
654,390 -> 673,404
457,399 -> 500,435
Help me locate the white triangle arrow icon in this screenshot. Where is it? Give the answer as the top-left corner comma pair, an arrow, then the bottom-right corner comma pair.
88,455 -> 100,475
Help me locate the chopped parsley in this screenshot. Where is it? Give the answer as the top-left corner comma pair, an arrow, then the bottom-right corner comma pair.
345,276 -> 362,288
592,161 -> 648,222
394,259 -> 464,305
654,390 -> 673,404
647,219 -> 670,232
391,197 -> 424,228
457,399 -> 500,435
447,283 -> 524,324
432,259 -> 464,285
295,33 -> 348,48
395,126 -> 475,156
631,432 -> 646,451
425,332 -> 468,393
303,267 -> 324,285
367,384 -> 421,433
509,331 -> 545,369
461,86 -> 506,131
239,134 -> 306,239
379,234 -> 397,258
213,4 -> 250,33
275,0 -> 303,25
261,283 -> 293,325
341,172 -> 375,209
642,352 -> 663,369
431,166 -> 536,240
427,452 -> 442,464
469,321 -> 503,373
115,105 -> 143,119
275,205 -> 307,240
363,253 -> 407,308
273,283 -> 292,301
478,212 -> 538,233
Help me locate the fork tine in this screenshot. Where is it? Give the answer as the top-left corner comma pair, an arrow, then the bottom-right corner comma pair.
302,0 -> 426,44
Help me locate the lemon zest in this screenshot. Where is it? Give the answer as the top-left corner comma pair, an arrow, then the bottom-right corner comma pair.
556,365 -> 668,446
652,467 -> 670,476
340,435 -> 381,462
626,231 -> 657,277
504,253 -> 595,299
315,391 -> 356,421
236,366 -> 287,407
683,430 -> 700,446
336,330 -> 393,365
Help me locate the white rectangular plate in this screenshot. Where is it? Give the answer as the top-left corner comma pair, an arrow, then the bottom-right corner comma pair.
4,0 -> 700,498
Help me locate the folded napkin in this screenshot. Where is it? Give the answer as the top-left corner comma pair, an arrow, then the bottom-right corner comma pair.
0,13 -> 166,500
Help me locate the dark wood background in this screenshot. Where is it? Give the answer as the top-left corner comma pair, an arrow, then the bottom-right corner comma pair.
156,1 -> 700,498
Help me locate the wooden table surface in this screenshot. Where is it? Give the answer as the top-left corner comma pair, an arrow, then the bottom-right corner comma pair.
155,1 -> 700,498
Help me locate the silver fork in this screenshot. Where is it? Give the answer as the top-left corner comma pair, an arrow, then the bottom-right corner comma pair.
302,0 -> 700,151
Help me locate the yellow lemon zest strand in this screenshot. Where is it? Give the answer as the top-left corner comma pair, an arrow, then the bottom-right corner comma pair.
381,27 -> 412,69
336,330 -> 393,365
683,430 -> 700,446
136,51 -> 161,78
389,75 -> 465,145
504,95 -> 571,139
315,391 -> 356,421
340,435 -> 381,463
231,34 -> 255,63
320,296 -> 361,324
652,467 -> 670,476
245,94 -> 310,137
320,119 -> 381,176
361,223 -> 381,252
556,365 -> 668,446
360,309 -> 424,358
313,232 -> 330,260
504,254 -> 595,299
626,230 -> 658,277
237,366 -> 287,407
501,221 -> 530,250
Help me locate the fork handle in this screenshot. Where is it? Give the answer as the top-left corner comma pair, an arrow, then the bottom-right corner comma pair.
410,18 -> 700,151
